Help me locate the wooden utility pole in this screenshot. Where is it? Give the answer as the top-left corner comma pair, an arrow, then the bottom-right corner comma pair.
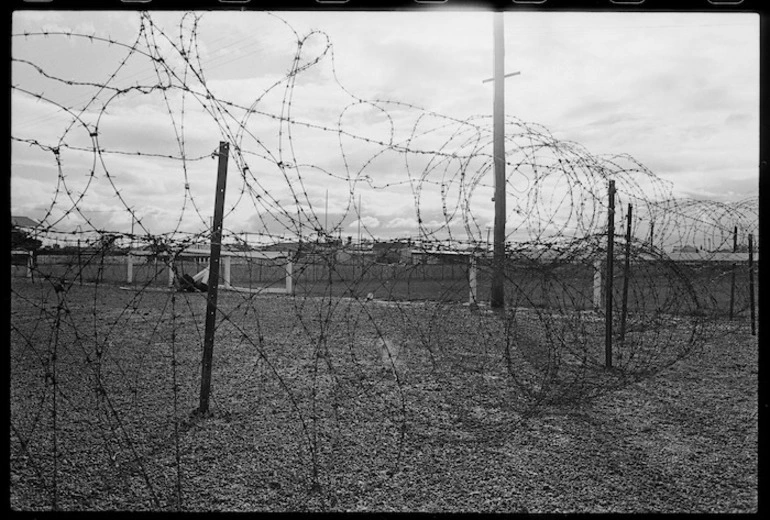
605,180 -> 616,368
198,141 -> 229,415
491,11 -> 506,309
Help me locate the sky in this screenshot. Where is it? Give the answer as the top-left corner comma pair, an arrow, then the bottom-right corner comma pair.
10,9 -> 759,245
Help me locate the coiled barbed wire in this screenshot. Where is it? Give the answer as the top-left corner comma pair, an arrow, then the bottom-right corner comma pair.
11,12 -> 758,511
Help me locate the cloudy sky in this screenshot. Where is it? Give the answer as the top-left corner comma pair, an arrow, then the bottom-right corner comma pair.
11,9 -> 759,244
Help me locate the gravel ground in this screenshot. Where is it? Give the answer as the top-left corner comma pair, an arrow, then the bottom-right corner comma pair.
9,281 -> 758,512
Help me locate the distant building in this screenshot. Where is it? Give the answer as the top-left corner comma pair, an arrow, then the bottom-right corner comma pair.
372,241 -> 410,264
259,242 -> 300,253
11,216 -> 39,228
672,245 -> 699,253
11,216 -> 42,251
410,250 -> 473,265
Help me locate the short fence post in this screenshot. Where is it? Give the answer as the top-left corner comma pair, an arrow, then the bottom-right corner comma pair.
729,266 -> 737,320
605,179 -> 616,369
127,253 -> 134,284
97,251 -> 106,285
748,233 -> 756,336
286,259 -> 294,295
469,253 -> 478,308
168,260 -> 175,287
77,239 -> 83,285
729,225 -> 738,320
223,255 -> 231,289
619,203 -> 633,352
649,221 -> 655,249
593,258 -> 603,309
26,251 -> 34,279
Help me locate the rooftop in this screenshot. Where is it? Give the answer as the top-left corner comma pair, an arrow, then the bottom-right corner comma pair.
11,216 -> 39,228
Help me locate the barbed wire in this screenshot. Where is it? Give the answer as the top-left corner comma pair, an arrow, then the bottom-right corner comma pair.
10,12 -> 758,511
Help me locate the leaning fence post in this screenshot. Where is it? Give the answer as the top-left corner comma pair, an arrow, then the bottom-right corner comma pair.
748,233 -> 756,336
198,141 -> 229,416
605,180 -> 616,369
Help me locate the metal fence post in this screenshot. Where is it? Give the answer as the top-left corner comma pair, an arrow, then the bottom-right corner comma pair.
730,225 -> 738,320
469,253 -> 478,308
748,233 -> 756,336
619,203 -> 633,352
198,141 -> 229,415
605,180 -> 616,368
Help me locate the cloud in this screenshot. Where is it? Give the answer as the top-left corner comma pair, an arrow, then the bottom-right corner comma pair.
385,217 -> 417,229
348,216 -> 381,230
11,11 -> 759,242
724,112 -> 753,128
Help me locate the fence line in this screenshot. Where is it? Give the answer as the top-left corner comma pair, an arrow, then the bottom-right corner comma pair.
10,11 -> 758,511
15,249 -> 758,319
